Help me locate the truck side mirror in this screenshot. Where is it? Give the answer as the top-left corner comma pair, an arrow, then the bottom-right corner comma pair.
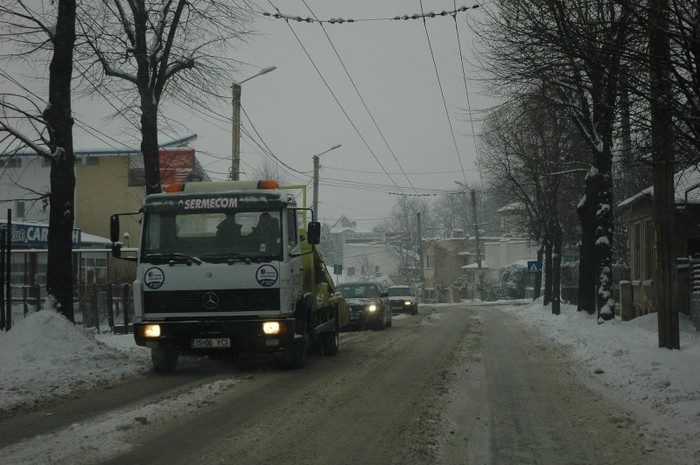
307,221 -> 321,245
110,215 -> 122,258
110,215 -> 120,243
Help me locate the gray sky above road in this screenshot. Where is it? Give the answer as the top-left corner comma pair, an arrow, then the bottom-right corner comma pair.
75,1 -> 495,229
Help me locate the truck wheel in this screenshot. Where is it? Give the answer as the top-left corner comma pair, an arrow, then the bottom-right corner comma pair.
386,311 -> 393,328
151,347 -> 178,372
321,330 -> 340,356
283,340 -> 306,369
375,315 -> 386,331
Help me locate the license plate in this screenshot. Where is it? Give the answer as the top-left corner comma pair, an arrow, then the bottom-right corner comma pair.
191,338 -> 231,349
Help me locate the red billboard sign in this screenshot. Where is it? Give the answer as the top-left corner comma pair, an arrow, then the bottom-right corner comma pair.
159,149 -> 195,188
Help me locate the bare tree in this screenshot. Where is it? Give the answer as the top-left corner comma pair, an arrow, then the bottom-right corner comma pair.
0,0 -> 77,321
76,1 -> 253,194
479,93 -> 586,314
476,0 -> 632,319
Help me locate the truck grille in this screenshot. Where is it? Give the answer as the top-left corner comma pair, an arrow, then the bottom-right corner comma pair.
144,289 -> 280,313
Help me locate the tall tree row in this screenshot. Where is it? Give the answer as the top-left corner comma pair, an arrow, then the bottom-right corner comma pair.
476,0 -> 632,320
479,93 -> 587,315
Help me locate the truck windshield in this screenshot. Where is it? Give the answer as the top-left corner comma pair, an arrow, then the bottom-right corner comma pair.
141,210 -> 283,262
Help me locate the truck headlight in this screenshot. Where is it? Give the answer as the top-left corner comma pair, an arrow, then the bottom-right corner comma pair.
404,300 -> 412,306
368,304 -> 377,312
263,321 -> 281,335
143,324 -> 161,338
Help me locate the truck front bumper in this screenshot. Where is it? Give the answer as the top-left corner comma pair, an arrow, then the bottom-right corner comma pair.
133,318 -> 300,355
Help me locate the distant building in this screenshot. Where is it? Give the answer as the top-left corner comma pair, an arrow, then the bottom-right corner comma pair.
326,215 -> 398,286
0,134 -> 207,289
0,134 -> 207,248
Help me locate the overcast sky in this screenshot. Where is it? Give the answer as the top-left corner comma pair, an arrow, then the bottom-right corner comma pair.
73,1 -> 496,229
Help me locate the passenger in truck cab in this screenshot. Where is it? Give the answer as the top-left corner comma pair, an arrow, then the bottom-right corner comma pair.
252,212 -> 280,254
216,214 -> 242,247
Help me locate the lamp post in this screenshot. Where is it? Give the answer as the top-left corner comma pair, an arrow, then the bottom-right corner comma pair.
455,181 -> 484,301
312,144 -> 342,221
231,66 -> 276,180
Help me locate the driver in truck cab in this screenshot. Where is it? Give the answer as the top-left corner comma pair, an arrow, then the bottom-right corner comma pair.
252,212 -> 280,254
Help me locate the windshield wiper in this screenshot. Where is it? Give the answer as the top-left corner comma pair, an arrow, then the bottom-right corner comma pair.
143,252 -> 202,265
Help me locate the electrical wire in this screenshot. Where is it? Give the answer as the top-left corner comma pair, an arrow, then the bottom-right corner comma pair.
419,0 -> 468,186
452,0 -> 482,184
266,0 -> 405,195
301,0 -> 422,198
262,4 -> 480,24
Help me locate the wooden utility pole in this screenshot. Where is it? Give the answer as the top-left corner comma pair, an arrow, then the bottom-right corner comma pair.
648,0 -> 679,349
471,189 -> 485,301
416,211 -> 423,284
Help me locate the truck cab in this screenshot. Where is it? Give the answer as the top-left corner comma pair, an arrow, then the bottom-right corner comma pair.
111,180 -> 347,371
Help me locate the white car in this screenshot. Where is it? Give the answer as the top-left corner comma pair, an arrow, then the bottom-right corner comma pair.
386,285 -> 418,315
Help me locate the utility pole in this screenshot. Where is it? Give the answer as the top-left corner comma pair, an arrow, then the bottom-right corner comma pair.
471,189 -> 485,301
648,0 -> 679,349
416,211 -> 423,284
312,144 -> 341,220
230,66 -> 277,181
231,82 -> 241,180
312,153 -> 320,218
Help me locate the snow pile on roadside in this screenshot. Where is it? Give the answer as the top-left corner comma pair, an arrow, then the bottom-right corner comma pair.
0,377 -> 240,464
0,310 -> 150,414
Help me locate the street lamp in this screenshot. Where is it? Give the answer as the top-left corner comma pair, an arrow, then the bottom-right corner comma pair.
312,144 -> 342,220
231,66 -> 277,180
455,181 -> 485,301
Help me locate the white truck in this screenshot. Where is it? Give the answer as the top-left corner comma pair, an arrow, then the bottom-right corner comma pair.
110,179 -> 349,371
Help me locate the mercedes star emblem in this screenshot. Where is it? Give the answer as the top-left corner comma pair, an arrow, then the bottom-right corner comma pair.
201,292 -> 219,310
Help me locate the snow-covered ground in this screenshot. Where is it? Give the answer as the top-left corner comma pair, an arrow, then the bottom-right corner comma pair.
1,301 -> 699,464
497,300 -> 700,463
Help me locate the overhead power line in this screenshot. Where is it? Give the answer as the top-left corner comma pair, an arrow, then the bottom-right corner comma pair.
301,0 -> 421,198
262,4 -> 480,24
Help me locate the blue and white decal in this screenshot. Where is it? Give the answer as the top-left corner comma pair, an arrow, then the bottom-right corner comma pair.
144,267 -> 165,289
256,264 -> 279,287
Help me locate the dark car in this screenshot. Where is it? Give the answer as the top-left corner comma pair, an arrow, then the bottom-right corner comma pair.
335,282 -> 392,330
386,285 -> 419,315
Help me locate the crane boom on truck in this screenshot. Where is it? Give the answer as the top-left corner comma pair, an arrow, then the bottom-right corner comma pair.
110,179 -> 349,371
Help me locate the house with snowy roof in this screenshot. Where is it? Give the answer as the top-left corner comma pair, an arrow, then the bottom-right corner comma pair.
618,166 -> 700,327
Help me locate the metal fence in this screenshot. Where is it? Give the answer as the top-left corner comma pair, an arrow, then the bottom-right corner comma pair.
2,283 -> 134,334
689,258 -> 700,330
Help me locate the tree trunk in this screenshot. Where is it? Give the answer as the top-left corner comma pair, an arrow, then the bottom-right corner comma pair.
141,98 -> 162,195
533,246 -> 543,300
44,0 -> 76,322
132,1 -> 162,196
577,188 -> 597,314
552,220 -> 562,315
595,166 -> 615,321
543,233 -> 553,306
649,0 -> 679,349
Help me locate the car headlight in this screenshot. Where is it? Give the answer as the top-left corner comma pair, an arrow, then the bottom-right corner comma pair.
404,300 -> 412,306
368,304 -> 378,312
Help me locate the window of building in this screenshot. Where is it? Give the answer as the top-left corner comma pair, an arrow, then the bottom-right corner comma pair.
15,200 -> 25,218
644,219 -> 653,280
427,254 -> 436,269
346,266 -> 355,276
633,222 -> 641,280
85,156 -> 100,165
128,168 -> 146,186
0,157 -> 21,168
